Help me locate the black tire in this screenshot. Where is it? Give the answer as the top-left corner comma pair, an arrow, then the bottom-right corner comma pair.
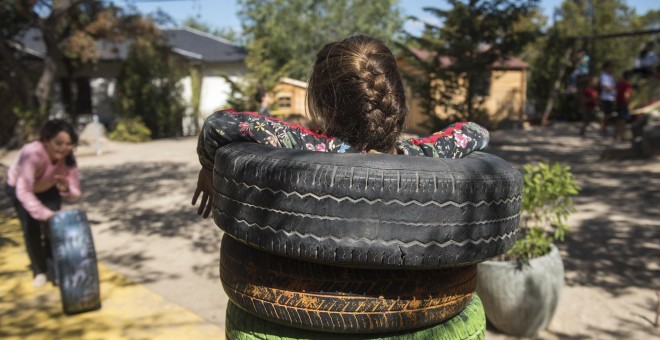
49,209 -> 101,315
213,142 -> 522,268
225,294 -> 486,340
221,235 -> 476,333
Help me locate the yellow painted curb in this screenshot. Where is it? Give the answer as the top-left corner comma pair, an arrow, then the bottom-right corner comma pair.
0,215 -> 225,339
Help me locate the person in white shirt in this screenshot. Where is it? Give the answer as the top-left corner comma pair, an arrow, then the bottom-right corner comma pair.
599,61 -> 616,136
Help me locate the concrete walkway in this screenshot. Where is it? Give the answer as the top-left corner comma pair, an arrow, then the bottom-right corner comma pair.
0,215 -> 225,339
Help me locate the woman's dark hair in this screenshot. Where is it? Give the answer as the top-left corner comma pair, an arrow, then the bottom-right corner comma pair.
307,35 -> 407,153
39,119 -> 78,167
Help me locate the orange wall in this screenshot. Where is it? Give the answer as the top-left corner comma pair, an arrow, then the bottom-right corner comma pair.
398,59 -> 527,134
272,82 -> 308,118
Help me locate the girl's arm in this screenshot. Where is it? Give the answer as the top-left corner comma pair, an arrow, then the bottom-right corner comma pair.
198,111 -> 490,167
197,110 -> 355,170
57,167 -> 81,203
397,122 -> 490,158
194,110 -> 355,218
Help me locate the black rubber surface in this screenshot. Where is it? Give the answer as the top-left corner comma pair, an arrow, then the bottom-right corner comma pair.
49,209 -> 101,315
221,235 -> 476,333
225,294 -> 486,339
213,142 -> 522,268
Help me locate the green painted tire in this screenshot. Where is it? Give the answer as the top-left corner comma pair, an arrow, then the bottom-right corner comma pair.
226,294 -> 485,340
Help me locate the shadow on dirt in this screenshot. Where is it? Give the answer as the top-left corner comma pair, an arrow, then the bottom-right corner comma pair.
77,162 -> 222,280
488,124 -> 660,297
563,217 -> 660,293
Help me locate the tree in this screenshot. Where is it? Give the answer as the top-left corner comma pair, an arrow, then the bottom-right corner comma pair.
234,0 -> 405,110
554,0 -> 643,74
527,26 -> 571,122
179,16 -> 246,134
114,38 -> 185,139
637,9 -> 660,30
404,0 -> 541,129
526,0 -> 652,124
0,0 -> 156,145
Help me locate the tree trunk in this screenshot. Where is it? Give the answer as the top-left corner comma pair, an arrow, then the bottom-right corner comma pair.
35,55 -> 58,112
541,47 -> 573,126
0,40 -> 38,110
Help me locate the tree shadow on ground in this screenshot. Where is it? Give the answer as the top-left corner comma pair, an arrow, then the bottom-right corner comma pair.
0,275 -> 219,339
0,215 -> 221,338
488,124 -> 660,297
488,125 -> 608,166
76,162 -> 222,280
562,216 -> 660,294
79,162 -> 219,248
583,314 -> 660,339
99,251 -> 181,285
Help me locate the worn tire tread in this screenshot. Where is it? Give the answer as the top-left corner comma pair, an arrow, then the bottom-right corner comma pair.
221,235 -> 476,333
49,209 -> 101,315
213,143 -> 522,268
225,294 -> 486,339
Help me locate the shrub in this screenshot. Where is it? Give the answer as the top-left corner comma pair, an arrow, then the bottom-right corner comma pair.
114,38 -> 185,139
507,162 -> 580,262
108,118 -> 151,143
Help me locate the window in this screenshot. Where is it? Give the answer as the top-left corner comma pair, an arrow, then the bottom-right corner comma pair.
278,96 -> 291,108
471,73 -> 491,97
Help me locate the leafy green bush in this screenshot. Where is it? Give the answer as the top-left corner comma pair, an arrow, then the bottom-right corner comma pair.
108,118 -> 151,143
507,162 -> 580,261
114,38 -> 185,139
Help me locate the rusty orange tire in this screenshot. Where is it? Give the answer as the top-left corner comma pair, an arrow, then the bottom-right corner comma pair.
220,235 -> 476,333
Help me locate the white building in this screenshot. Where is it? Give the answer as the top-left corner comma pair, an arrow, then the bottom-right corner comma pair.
15,26 -> 247,135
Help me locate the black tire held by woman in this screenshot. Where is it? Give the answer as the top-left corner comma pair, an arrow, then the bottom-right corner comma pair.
213,142 -> 523,269
221,234 -> 477,333
49,209 -> 101,314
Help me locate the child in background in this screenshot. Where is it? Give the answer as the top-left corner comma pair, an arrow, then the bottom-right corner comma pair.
568,49 -> 590,93
599,61 -> 616,136
615,71 -> 633,141
579,77 -> 600,136
254,89 -> 273,117
192,35 -> 490,217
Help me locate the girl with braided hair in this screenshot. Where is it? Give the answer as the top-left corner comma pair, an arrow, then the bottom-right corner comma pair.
193,35 -> 489,217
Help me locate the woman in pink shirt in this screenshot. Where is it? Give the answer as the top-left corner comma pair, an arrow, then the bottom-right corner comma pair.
5,119 -> 81,287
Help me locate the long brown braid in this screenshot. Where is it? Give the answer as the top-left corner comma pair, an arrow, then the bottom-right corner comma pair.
307,35 -> 407,153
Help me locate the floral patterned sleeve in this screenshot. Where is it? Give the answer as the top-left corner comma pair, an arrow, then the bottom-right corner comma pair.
397,122 -> 490,158
197,111 -> 490,169
197,110 -> 356,169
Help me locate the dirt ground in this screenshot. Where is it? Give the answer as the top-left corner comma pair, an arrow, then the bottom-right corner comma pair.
1,122 -> 659,339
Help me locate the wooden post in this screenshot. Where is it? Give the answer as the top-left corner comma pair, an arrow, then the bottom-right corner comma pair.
655,291 -> 659,327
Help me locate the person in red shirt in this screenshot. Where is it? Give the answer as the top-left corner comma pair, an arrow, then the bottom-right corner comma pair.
615,71 -> 633,141
580,77 -> 601,136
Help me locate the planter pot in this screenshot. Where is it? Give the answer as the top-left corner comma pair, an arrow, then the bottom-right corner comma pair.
476,244 -> 564,337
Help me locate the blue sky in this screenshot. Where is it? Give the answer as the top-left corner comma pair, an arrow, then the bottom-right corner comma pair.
124,0 -> 658,36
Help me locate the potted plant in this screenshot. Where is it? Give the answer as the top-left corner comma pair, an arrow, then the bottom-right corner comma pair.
476,162 -> 580,337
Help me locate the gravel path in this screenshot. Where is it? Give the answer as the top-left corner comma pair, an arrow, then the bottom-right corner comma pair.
2,123 -> 658,339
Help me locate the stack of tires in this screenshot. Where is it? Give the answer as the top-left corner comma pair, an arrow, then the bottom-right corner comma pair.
212,143 -> 523,339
